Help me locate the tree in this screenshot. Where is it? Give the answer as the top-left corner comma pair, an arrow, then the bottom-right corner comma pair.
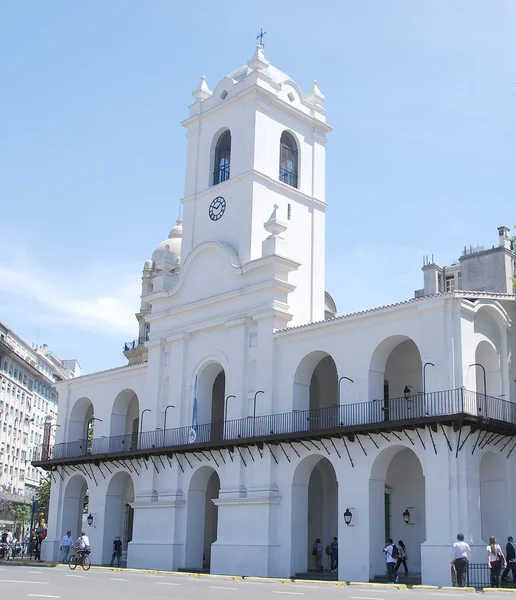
36,472 -> 52,522
12,504 -> 31,537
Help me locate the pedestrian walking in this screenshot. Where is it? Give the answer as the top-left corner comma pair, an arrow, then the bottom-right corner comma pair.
60,531 -> 74,563
383,539 -> 398,583
312,538 -> 323,572
487,535 -> 506,588
330,537 -> 338,573
110,536 -> 123,568
394,540 -> 409,576
502,537 -> 516,583
450,533 -> 471,588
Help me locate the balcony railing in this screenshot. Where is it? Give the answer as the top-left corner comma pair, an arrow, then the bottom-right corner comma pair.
32,388 -> 516,464
123,336 -> 148,352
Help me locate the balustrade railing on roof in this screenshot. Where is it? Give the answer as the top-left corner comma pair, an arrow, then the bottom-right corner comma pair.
32,388 -> 516,463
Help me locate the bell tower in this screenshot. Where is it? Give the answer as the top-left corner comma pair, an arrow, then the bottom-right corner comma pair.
180,46 -> 332,325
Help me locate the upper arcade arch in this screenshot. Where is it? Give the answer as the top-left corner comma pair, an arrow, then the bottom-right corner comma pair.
293,351 -> 338,413
68,397 -> 94,447
369,335 -> 423,403
109,389 -> 140,438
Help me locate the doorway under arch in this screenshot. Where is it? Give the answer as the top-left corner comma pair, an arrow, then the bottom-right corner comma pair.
291,456 -> 338,576
369,447 -> 425,579
185,467 -> 221,570
102,471 -> 135,565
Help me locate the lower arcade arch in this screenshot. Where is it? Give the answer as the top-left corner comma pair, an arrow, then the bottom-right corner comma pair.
62,475 -> 88,540
102,471 -> 135,565
480,451 -> 506,543
291,455 -> 338,575
369,447 -> 426,578
185,466 -> 221,570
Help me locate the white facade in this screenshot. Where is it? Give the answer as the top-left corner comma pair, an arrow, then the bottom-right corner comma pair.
40,47 -> 516,586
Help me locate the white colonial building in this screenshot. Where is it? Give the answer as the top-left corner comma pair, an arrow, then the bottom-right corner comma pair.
37,46 -> 516,586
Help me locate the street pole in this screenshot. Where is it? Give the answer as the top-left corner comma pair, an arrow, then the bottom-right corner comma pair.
253,391 -> 264,437
163,405 -> 175,446
423,362 -> 435,395
29,496 -> 36,558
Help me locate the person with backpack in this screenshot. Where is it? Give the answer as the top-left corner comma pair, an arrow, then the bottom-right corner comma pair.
110,536 -> 123,568
312,538 -> 323,572
383,538 -> 399,583
394,540 -> 409,576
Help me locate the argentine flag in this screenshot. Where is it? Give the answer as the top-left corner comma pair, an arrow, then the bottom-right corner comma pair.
189,376 -> 198,443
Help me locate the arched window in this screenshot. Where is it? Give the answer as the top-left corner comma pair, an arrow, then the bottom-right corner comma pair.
213,130 -> 231,185
279,131 -> 298,188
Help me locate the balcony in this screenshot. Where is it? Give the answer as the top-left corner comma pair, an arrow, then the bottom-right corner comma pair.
123,336 -> 147,352
32,388 -> 516,468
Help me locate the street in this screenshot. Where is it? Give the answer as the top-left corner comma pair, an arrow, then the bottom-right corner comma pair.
0,564 -> 509,599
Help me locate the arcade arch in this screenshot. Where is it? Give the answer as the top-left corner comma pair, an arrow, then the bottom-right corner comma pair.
369,446 -> 425,579
62,474 -> 88,542
109,389 -> 140,452
480,452 -> 506,543
291,455 -> 338,576
369,336 -> 423,420
473,341 -> 502,399
102,471 -> 135,566
293,351 -> 338,413
68,397 -> 94,454
196,361 -> 225,442
185,466 -> 221,570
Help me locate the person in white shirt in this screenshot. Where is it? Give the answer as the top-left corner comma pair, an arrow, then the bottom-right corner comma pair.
450,533 -> 471,587
383,539 -> 398,583
487,535 -> 506,588
74,532 -> 90,555
60,531 -> 74,563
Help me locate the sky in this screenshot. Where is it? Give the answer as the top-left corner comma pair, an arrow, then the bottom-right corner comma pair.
0,1 -> 515,374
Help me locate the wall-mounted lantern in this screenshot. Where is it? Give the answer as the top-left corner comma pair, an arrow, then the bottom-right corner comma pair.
343,508 -> 353,526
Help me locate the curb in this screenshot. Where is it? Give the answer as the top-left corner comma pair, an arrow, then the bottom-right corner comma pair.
292,579 -> 344,586
244,577 -> 292,584
0,561 -> 57,568
413,585 -> 441,589
482,590 -> 516,594
349,582 -> 408,590
441,586 -> 477,593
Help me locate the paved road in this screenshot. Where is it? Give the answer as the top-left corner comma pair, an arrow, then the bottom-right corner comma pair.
0,564 -> 507,599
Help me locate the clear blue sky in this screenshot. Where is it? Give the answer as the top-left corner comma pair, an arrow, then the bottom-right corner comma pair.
1,1 -> 514,374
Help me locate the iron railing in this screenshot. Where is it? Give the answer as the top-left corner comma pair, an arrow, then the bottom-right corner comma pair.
32,388 -> 516,463
123,336 -> 148,352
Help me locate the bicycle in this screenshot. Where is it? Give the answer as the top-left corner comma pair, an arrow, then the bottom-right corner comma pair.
68,550 -> 91,571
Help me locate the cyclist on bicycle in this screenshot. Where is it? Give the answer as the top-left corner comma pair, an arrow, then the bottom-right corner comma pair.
73,532 -> 90,557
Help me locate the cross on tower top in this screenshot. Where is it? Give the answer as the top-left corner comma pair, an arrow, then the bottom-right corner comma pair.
256,28 -> 267,47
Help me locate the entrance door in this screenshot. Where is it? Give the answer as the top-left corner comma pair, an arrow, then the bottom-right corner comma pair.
384,492 -> 391,542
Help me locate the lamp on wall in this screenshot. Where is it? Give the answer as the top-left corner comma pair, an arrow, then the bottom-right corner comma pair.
343,508 -> 353,526
403,507 -> 413,525
87,513 -> 94,527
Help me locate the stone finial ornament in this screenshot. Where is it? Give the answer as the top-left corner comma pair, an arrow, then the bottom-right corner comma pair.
247,45 -> 270,71
304,80 -> 325,105
192,76 -> 213,101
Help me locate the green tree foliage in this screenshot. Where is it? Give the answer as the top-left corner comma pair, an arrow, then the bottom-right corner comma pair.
37,472 -> 52,521
12,503 -> 31,536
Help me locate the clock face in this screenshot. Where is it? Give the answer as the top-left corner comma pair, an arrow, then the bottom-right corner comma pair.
209,196 -> 226,221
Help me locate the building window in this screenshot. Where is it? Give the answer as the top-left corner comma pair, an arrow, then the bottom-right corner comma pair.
279,131 -> 298,188
445,275 -> 456,292
212,130 -> 231,185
